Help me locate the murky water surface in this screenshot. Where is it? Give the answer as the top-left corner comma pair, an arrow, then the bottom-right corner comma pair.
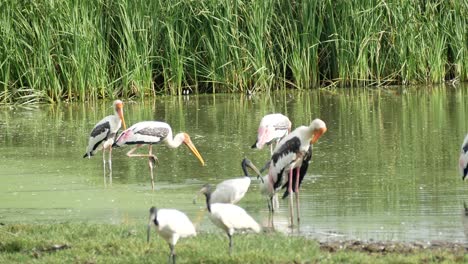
1,86 -> 468,243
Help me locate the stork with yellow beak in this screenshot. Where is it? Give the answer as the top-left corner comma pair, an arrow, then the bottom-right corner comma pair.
83,100 -> 127,184
265,118 -> 327,226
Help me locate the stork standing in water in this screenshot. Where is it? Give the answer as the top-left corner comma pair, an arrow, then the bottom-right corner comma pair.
198,184 -> 261,255
459,134 -> 468,181
193,158 -> 262,204
266,118 -> 326,226
280,147 -> 312,200
83,100 -> 127,184
251,113 -> 291,154
257,148 -> 312,214
147,206 -> 196,264
113,121 -> 205,190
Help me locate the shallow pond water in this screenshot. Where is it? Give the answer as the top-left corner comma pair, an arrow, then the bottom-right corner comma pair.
1,85 -> 468,243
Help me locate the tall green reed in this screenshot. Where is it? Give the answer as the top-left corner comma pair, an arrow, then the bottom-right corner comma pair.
0,0 -> 465,103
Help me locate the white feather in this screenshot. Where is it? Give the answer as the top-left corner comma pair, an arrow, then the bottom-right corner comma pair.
154,209 -> 196,246
210,177 -> 251,204
254,113 -> 291,149
209,203 -> 261,235
84,100 -> 125,157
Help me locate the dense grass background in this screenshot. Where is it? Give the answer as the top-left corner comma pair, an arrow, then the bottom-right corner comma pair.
0,0 -> 466,102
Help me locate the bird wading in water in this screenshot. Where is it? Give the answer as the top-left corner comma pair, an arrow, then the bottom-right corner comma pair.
113,121 -> 205,190
83,100 -> 126,185
266,118 -> 326,227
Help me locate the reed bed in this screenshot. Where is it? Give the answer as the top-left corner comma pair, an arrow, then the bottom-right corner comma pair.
0,0 -> 466,103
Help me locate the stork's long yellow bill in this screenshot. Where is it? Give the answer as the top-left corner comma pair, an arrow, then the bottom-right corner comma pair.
185,140 -> 205,166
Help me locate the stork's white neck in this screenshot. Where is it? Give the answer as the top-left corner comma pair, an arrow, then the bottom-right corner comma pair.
165,132 -> 185,148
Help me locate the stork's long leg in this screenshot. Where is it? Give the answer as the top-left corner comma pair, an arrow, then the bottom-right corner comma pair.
126,144 -> 158,161
108,145 -> 113,185
288,168 -> 294,227
267,200 -> 275,228
126,144 -> 158,190
294,168 -> 300,225
267,197 -> 272,213
101,139 -> 114,187
102,146 -> 107,187
126,144 -> 144,157
272,193 -> 279,211
148,145 -> 155,191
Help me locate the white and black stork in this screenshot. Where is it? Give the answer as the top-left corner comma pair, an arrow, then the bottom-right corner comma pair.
279,147 -> 312,200
255,144 -> 312,224
251,113 -> 292,154
83,100 -> 127,184
265,118 -> 326,226
113,121 -> 205,190
459,134 -> 468,181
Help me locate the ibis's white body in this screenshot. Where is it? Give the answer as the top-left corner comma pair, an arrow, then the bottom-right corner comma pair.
154,209 -> 196,246
205,158 -> 261,205
208,203 -> 261,236
210,177 -> 251,204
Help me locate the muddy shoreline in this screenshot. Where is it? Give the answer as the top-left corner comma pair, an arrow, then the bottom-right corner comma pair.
318,239 -> 468,254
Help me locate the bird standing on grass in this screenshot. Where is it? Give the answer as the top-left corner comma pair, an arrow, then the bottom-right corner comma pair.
83,100 -> 126,185
266,118 -> 326,226
113,121 -> 205,190
193,158 -> 262,204
251,113 -> 292,154
198,184 -> 261,255
147,206 -> 196,264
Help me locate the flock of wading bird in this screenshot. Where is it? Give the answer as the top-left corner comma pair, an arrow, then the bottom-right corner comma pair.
83,100 -> 327,263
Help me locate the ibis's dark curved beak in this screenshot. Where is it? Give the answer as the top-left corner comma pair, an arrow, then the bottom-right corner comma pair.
242,158 -> 263,180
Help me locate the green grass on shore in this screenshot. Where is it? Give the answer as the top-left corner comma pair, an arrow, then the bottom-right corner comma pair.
0,223 -> 466,263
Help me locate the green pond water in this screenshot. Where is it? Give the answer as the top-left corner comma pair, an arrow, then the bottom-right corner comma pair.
1,86 -> 468,243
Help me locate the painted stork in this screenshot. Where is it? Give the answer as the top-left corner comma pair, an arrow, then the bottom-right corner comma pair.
280,147 -> 312,199
199,184 -> 261,255
266,118 -> 326,226
459,134 -> 468,181
113,121 -> 205,190
251,113 -> 292,154
83,100 -> 126,184
193,158 -> 262,204
147,206 -> 196,264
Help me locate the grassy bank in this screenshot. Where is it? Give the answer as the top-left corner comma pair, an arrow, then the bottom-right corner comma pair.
0,0 -> 466,103
0,223 -> 466,263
